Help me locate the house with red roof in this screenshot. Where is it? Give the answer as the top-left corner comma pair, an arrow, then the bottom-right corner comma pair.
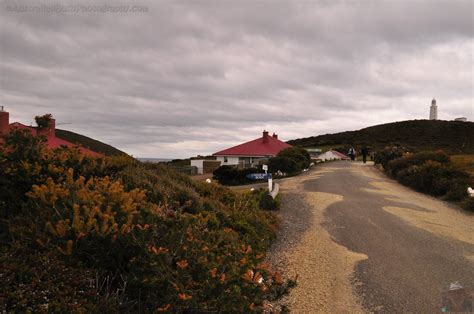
316,150 -> 350,161
212,130 -> 292,168
0,107 -> 101,157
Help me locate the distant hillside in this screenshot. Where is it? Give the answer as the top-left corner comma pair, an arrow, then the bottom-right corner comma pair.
288,120 -> 473,154
56,129 -> 127,156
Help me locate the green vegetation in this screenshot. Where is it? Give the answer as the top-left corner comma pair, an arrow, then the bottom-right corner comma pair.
213,165 -> 264,186
0,129 -> 292,312
375,149 -> 474,212
451,155 -> 474,176
259,191 -> 281,211
56,129 -> 126,156
34,113 -> 53,130
269,147 -> 311,174
289,120 -> 474,154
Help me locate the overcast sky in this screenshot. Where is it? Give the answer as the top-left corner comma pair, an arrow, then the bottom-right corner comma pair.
1,0 -> 472,158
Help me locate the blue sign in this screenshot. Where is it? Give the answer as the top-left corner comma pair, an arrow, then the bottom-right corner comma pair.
246,173 -> 272,180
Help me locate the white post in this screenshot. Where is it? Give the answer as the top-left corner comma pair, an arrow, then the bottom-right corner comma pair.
268,177 -> 273,192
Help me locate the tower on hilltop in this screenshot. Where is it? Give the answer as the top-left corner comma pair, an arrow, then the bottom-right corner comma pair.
429,98 -> 438,120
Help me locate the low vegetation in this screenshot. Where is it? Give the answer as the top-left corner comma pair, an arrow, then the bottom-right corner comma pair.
212,165 -> 264,186
375,149 -> 474,212
450,154 -> 474,176
289,120 -> 474,154
0,129 -> 293,312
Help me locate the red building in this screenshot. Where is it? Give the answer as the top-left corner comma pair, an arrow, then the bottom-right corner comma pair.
213,130 -> 292,167
0,107 -> 101,157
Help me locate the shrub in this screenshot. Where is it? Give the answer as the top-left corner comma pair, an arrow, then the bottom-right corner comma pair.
387,150 -> 450,177
35,113 -> 53,130
396,161 -> 470,197
258,191 -> 280,211
374,147 -> 404,169
1,130 -> 291,312
381,150 -> 473,211
462,197 -> 474,212
268,156 -> 299,174
277,147 -> 310,170
267,147 -> 310,175
213,165 -> 263,186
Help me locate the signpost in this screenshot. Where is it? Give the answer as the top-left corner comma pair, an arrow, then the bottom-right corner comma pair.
246,164 -> 273,192
245,173 -> 271,180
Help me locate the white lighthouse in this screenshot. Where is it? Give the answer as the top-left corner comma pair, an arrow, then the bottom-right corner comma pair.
429,98 -> 438,120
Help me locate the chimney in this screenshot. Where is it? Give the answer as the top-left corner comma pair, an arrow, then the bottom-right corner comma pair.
272,133 -> 278,139
49,118 -> 56,137
0,106 -> 9,137
262,130 -> 269,143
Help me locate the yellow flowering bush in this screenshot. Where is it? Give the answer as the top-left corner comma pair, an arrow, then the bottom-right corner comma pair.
1,130 -> 293,312
25,169 -> 147,258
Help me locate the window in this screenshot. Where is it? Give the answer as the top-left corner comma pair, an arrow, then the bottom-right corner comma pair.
224,156 -> 228,163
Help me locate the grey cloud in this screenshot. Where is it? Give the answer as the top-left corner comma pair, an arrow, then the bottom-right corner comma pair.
0,0 -> 472,158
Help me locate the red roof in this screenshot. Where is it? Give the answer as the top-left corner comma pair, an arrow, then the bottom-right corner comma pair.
330,150 -> 350,160
9,123 -> 101,157
213,133 -> 292,157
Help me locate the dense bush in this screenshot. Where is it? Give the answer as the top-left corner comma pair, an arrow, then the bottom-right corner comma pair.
462,197 -> 474,212
374,146 -> 404,169
378,149 -> 473,206
387,151 -> 450,177
396,161 -> 470,198
212,165 -> 264,186
276,147 -> 310,171
258,190 -> 281,211
267,147 -> 310,176
268,156 -> 298,174
0,130 -> 291,312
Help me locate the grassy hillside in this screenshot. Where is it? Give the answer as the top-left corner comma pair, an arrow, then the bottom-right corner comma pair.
56,129 -> 126,156
288,120 -> 473,154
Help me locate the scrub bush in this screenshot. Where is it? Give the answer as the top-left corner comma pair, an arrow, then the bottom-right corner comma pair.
0,130 -> 291,312
259,191 -> 280,211
212,165 -> 263,186
268,156 -> 299,174
462,197 -> 474,212
380,150 -> 473,210
266,147 -> 311,176
374,147 -> 404,169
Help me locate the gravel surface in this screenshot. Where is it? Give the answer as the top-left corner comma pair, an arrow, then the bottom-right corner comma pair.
267,161 -> 474,313
266,166 -> 367,312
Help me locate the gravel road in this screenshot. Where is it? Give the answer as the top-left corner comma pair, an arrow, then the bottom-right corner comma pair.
267,161 -> 474,313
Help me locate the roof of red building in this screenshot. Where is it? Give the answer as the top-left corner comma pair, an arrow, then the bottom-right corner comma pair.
9,123 -> 101,157
213,134 -> 292,157
329,150 -> 350,160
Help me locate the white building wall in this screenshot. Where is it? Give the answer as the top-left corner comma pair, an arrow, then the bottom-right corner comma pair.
216,156 -> 239,166
190,159 -> 204,174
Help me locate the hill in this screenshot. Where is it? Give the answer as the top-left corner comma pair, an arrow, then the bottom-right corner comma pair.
56,128 -> 126,156
288,120 -> 473,154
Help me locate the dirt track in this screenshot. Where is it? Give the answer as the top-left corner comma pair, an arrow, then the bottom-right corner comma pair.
267,161 -> 474,312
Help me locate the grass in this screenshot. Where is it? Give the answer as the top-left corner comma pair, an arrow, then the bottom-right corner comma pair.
451,155 -> 474,176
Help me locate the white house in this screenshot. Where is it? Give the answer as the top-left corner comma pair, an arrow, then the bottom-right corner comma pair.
213,131 -> 292,168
